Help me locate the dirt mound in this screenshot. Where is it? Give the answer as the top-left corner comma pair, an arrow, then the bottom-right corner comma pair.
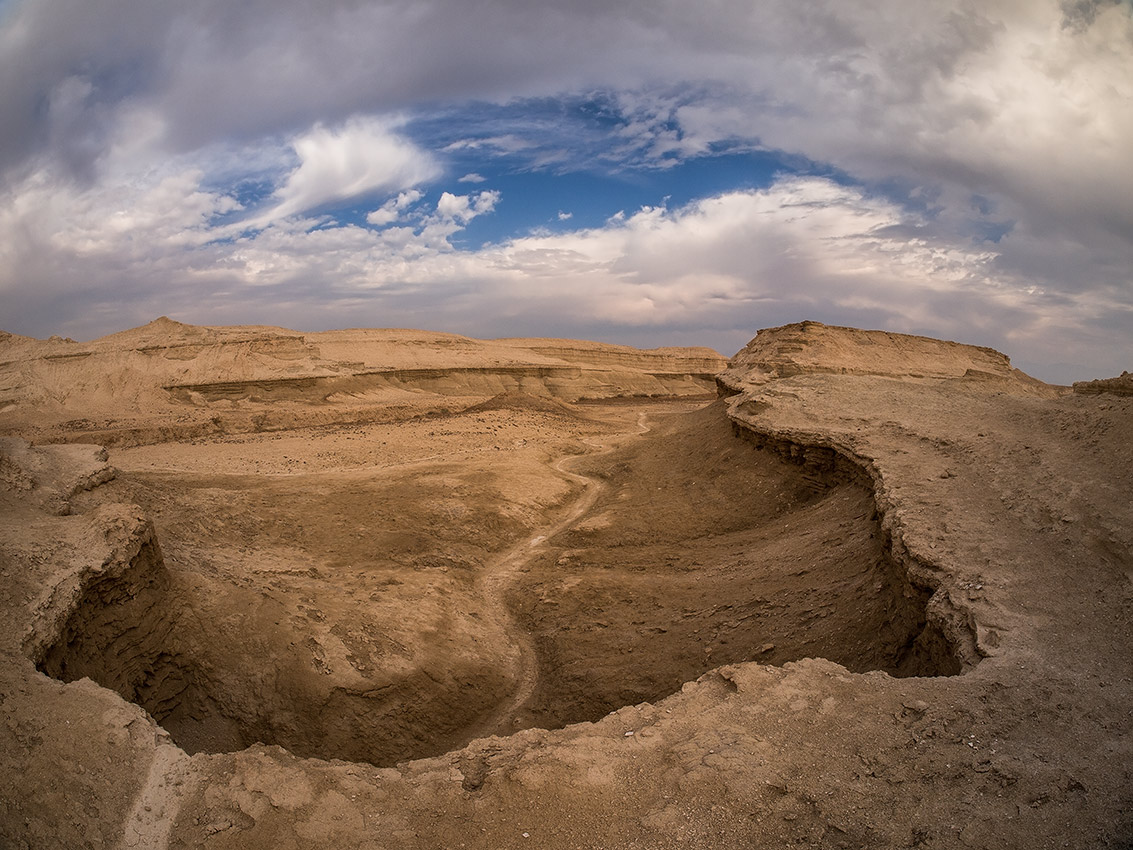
461,391 -> 581,417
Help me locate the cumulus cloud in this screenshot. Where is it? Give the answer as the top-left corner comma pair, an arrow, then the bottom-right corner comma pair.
366,189 -> 424,227
248,117 -> 439,228
659,1 -> 1133,253
435,190 -> 499,223
4,165 -> 1123,381
475,180 -> 1009,330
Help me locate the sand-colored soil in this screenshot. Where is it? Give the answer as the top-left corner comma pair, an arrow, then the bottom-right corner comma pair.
0,320 -> 1129,849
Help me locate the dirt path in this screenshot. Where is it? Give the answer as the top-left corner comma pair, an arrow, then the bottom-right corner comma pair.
460,413 -> 652,742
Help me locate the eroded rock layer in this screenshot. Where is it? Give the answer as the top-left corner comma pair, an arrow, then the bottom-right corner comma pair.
0,319 -> 724,446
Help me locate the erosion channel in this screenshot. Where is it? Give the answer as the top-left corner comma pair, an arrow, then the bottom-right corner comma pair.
36,398 -> 962,768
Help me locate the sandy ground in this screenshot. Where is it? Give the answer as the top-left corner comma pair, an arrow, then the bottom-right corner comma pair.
0,320 -> 1130,849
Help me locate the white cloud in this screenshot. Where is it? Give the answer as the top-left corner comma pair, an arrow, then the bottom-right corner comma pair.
657,2 -> 1133,252
435,190 -> 499,223
472,180 -> 1003,325
248,117 -> 440,228
9,166 -> 1123,382
0,165 -> 237,278
366,189 -> 424,227
458,172 -> 487,183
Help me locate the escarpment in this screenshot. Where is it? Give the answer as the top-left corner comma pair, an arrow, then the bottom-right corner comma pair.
714,321 -> 1075,672
722,409 -> 977,676
31,508 -> 209,736
163,363 -> 711,405
505,400 -> 969,733
29,497 -> 519,765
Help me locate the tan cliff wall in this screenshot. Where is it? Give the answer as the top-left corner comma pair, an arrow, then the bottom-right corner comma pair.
722,413 -> 978,675
716,322 -> 999,674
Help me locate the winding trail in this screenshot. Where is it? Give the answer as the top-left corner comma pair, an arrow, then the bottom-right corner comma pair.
460,412 -> 652,742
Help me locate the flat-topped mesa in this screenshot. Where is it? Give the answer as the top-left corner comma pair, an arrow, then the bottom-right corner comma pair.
717,320 -> 1037,395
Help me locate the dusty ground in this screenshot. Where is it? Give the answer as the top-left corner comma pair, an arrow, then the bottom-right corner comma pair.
0,320 -> 1130,849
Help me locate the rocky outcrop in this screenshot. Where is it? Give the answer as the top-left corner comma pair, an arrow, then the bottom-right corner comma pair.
718,320 -> 1051,396
495,338 -> 727,375
716,324 -> 1031,673
1073,371 -> 1133,396
0,439 -> 117,514
721,411 -> 979,675
163,364 -> 716,405
24,505 -> 513,767
29,506 -> 196,718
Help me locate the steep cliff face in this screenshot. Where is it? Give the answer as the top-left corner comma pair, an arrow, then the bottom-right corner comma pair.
1073,371 -> 1133,396
721,418 -> 977,675
495,337 -> 727,375
164,364 -> 715,406
715,324 -> 1033,673
31,507 -> 201,726
715,322 -> 1109,680
28,496 -> 518,766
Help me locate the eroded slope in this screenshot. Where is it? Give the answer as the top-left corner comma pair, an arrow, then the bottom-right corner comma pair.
509,402 -> 961,732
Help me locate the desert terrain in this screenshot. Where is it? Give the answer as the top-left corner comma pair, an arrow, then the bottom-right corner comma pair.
0,318 -> 1129,849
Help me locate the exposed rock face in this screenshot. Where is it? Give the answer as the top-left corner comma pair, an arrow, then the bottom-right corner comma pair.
1073,371 -> 1133,396
719,320 -> 1051,390
0,321 -> 1130,850
0,438 -> 117,514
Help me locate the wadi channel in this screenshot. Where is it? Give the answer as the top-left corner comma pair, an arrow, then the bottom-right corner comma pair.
0,319 -> 1129,849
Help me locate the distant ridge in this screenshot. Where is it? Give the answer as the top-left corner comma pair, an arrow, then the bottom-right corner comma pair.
0,320 -> 726,443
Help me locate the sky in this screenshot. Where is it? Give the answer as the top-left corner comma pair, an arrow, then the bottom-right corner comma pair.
0,0 -> 1131,383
